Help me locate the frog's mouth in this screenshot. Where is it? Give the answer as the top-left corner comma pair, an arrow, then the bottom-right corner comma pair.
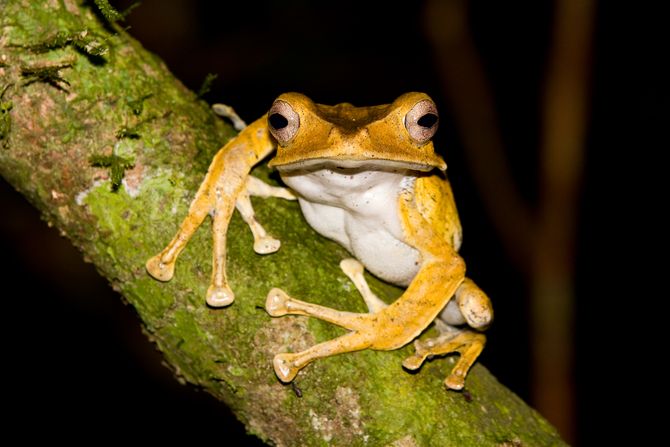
272,157 -> 438,173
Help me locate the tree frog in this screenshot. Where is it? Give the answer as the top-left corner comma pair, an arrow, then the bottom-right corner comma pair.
146,92 -> 493,390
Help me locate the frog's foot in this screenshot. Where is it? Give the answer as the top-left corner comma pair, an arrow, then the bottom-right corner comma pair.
146,253 -> 176,282
339,258 -> 388,313
206,284 -> 235,307
265,288 -> 291,316
252,237 -> 279,254
265,288 -> 373,382
402,329 -> 486,390
273,352 -> 301,382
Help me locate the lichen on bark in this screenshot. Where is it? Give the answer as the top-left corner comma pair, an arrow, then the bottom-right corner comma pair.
0,2 -> 565,445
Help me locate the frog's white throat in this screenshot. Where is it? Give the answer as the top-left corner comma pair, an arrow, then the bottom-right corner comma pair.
279,166 -> 422,287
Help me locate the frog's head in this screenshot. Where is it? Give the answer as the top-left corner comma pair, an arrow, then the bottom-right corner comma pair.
267,92 -> 446,173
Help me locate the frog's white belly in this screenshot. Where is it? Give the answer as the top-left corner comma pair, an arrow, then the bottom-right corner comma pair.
280,168 -> 421,287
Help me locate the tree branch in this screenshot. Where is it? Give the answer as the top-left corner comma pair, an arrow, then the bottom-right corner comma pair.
0,2 -> 564,445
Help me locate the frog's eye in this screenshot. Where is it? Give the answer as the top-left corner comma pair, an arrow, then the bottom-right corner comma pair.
404,99 -> 439,144
268,100 -> 300,145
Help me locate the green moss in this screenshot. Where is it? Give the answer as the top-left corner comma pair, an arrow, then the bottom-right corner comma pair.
93,0 -> 124,23
21,28 -> 108,57
197,73 -> 218,99
21,63 -> 72,89
0,84 -> 12,148
116,113 -> 161,139
88,153 -> 134,191
126,93 -> 153,116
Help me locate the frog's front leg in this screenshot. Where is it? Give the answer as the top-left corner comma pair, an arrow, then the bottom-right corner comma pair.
146,117 -> 289,306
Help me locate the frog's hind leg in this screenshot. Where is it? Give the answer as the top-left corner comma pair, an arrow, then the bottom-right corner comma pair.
402,324 -> 486,391
339,258 -> 388,313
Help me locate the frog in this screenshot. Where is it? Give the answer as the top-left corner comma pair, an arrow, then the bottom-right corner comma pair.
146,92 -> 493,390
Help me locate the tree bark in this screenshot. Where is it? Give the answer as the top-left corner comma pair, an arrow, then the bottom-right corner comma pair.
0,2 -> 565,445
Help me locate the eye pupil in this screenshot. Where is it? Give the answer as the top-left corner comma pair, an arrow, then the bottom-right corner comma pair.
417,113 -> 438,128
269,113 -> 289,130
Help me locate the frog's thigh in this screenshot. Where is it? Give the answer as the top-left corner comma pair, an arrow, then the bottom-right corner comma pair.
403,328 -> 486,390
340,258 -> 388,313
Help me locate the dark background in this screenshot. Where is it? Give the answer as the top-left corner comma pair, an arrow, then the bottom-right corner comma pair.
2,1 -> 658,445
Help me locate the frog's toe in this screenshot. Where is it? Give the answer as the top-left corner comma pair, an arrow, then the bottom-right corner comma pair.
402,340 -> 430,370
445,372 -> 465,391
254,237 -> 281,254
402,354 -> 425,371
273,353 -> 300,382
146,254 -> 175,282
206,284 -> 235,307
266,288 -> 290,316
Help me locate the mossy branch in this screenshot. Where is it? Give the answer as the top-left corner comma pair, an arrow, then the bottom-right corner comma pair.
0,3 -> 564,446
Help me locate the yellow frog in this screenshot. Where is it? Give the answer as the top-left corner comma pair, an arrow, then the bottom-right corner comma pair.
146,92 -> 493,390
